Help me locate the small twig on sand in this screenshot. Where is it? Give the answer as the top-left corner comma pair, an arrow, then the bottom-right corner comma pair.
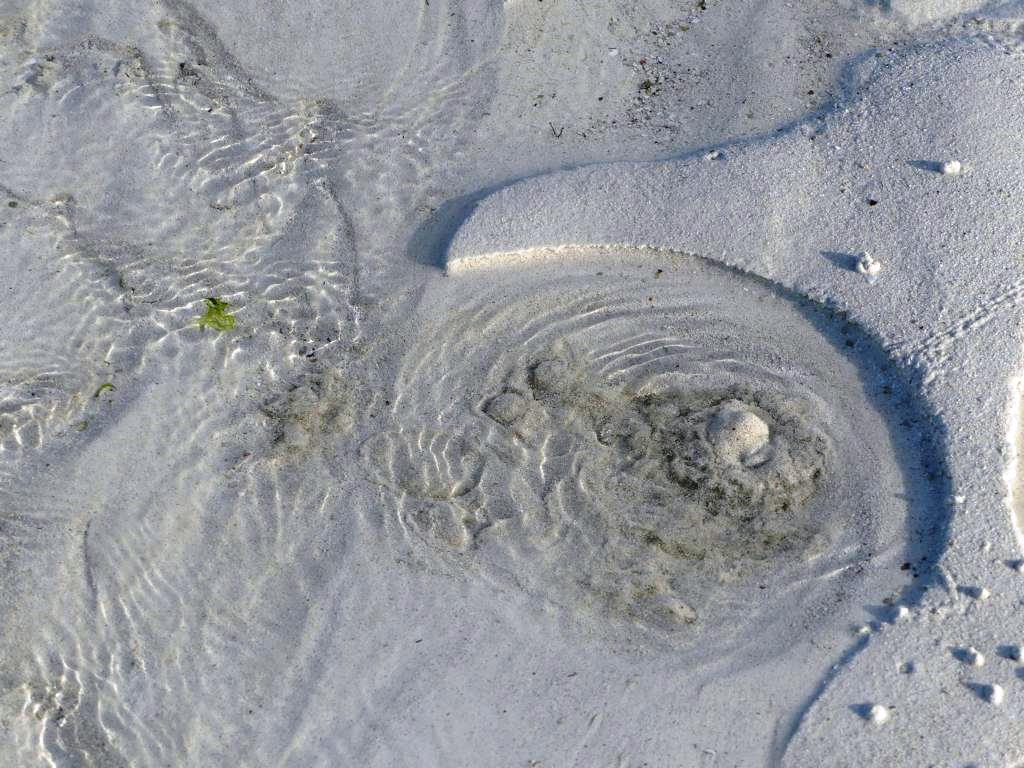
549,122 -> 564,138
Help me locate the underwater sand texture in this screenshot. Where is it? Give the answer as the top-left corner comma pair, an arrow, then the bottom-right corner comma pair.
3,0 -> 1024,766
369,250 -> 945,663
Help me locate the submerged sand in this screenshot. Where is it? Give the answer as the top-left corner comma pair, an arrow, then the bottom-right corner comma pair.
2,1 -> 1024,766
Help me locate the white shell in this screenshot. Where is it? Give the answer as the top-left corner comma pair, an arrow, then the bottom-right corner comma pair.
868,704 -> 890,725
986,684 -> 1005,706
856,252 -> 881,284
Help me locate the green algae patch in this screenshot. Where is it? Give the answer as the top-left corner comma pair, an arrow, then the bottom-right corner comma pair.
197,297 -> 236,332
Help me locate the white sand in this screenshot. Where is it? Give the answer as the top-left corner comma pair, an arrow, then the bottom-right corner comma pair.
3,0 -> 1024,766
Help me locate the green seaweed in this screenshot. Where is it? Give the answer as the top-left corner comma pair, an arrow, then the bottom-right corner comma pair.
197,297 -> 237,332
93,383 -> 115,398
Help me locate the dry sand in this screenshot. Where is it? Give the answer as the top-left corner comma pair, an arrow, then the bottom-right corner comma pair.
2,0 -> 1024,766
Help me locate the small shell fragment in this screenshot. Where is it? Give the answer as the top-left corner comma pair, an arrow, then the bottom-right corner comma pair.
868,704 -> 890,724
985,684 -> 1005,706
940,160 -> 962,175
963,646 -> 985,667
856,251 -> 881,284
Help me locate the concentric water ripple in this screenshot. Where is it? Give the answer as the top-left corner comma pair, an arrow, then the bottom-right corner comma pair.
363,247 -> 947,657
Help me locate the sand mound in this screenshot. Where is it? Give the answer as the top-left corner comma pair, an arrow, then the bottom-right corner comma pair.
363,247 -> 944,660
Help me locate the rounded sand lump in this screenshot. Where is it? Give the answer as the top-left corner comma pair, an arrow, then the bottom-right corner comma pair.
706,400 -> 771,464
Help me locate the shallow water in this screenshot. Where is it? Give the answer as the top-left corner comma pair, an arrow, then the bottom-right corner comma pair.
374,249 -> 947,658
0,0 -> 1017,765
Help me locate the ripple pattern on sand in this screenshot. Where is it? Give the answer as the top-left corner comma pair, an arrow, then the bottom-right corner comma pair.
363,247 -> 944,656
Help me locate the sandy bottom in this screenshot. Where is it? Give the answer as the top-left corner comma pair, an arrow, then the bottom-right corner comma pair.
375,250 -> 943,658
2,1 -> 1024,766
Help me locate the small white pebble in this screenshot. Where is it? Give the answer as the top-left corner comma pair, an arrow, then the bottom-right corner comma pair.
985,684 -> 1005,706
868,704 -> 890,724
981,540 -> 992,553
940,160 -> 962,175
964,647 -> 985,667
893,605 -> 910,621
704,149 -> 723,161
975,587 -> 991,601
954,495 -> 966,504
856,251 -> 881,284
855,624 -> 871,636
1015,561 -> 1024,574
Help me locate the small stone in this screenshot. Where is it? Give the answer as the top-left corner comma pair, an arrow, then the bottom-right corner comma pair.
961,585 -> 992,600
893,605 -> 910,621
940,160 -> 962,175
867,704 -> 890,725
985,683 -> 1005,706
963,646 -> 985,667
1007,645 -> 1023,662
856,251 -> 881,284
704,149 -> 724,161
